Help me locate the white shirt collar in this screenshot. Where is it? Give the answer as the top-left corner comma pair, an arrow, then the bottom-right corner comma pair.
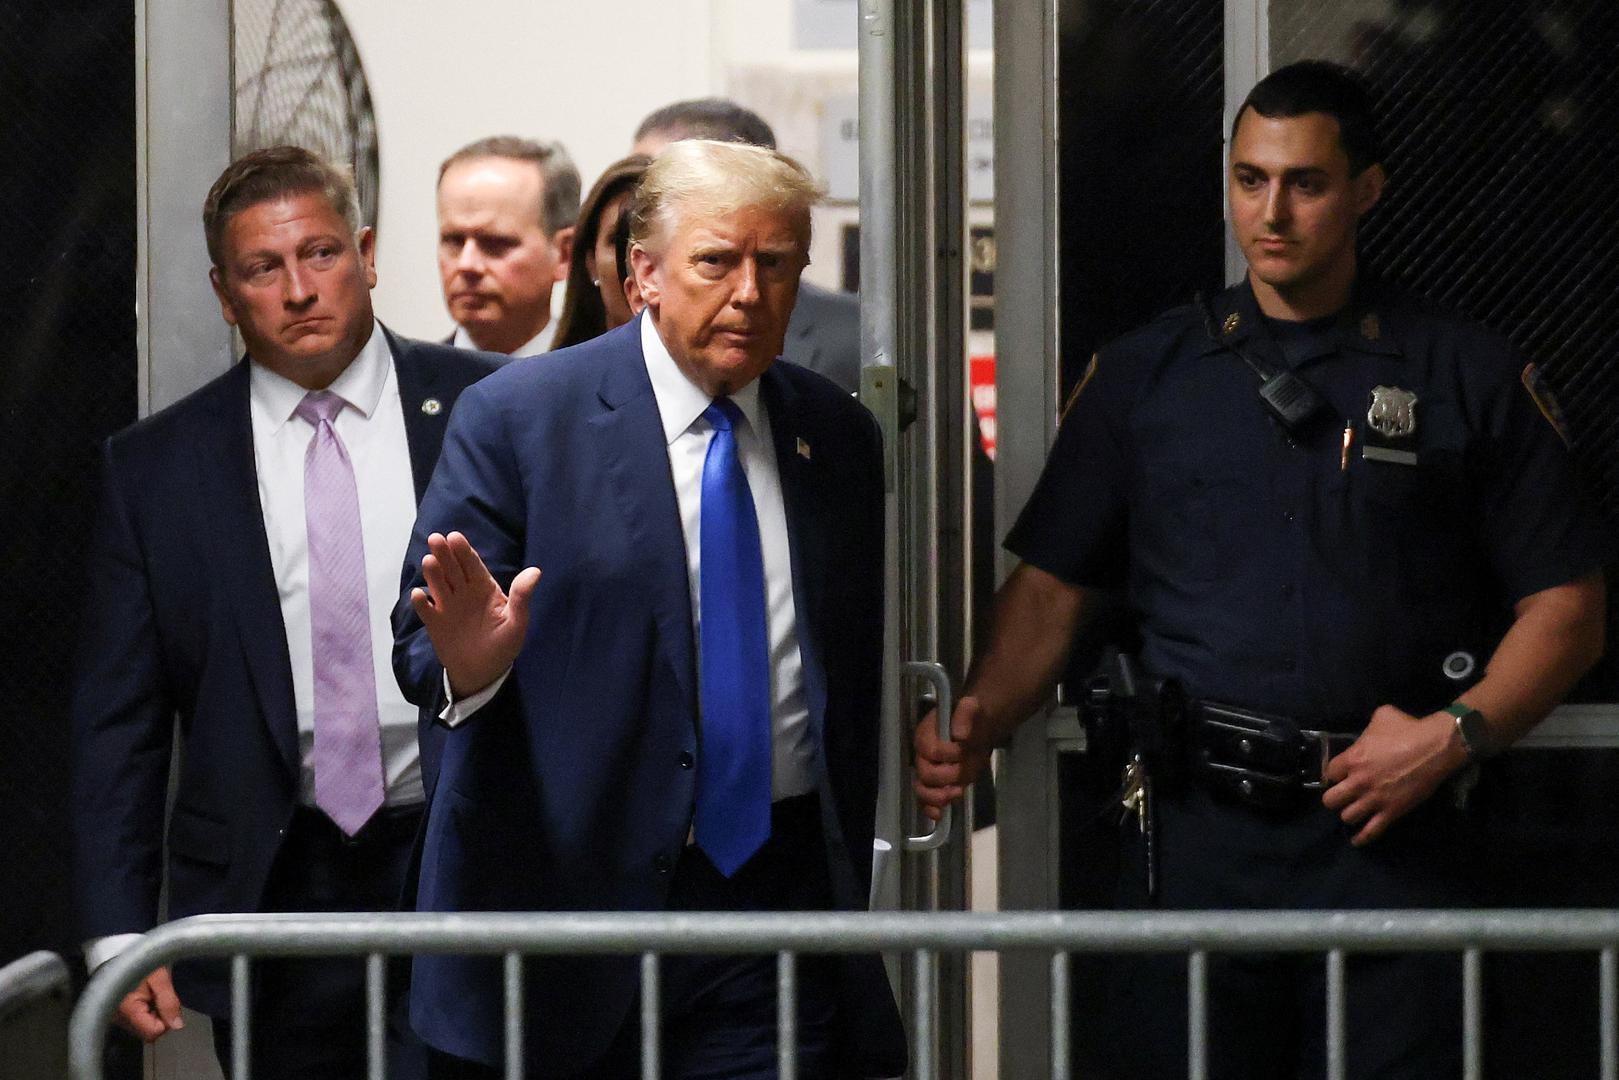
452,318 -> 555,358
638,310 -> 765,446
249,319 -> 390,430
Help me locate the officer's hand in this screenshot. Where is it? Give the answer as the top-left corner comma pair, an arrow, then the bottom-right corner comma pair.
115,965 -> 184,1043
913,695 -> 992,821
1321,704 -> 1468,846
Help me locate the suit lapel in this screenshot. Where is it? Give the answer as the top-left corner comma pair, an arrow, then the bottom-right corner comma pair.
760,365 -> 831,736
388,327 -> 450,502
199,362 -> 300,779
589,336 -> 698,717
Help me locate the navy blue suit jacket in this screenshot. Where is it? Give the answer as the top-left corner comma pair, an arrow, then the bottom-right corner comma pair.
70,329 -> 496,1015
393,316 -> 904,1075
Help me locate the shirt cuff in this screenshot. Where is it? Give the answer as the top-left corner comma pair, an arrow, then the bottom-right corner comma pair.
85,933 -> 144,972
439,668 -> 510,727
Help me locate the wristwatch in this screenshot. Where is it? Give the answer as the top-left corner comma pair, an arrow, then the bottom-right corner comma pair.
1445,702 -> 1495,761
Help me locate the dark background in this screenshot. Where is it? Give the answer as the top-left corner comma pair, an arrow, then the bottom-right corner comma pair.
0,0 -> 138,968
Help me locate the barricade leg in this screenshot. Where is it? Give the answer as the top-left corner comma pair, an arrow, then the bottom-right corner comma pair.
1601,947 -> 1616,1080
1187,949 -> 1208,1080
641,952 -> 660,1080
1463,948 -> 1482,1080
1325,948 -> 1346,1080
230,954 -> 251,1080
505,952 -> 524,1080
914,949 -> 937,1080
366,952 -> 385,1080
776,951 -> 797,1080
1050,951 -> 1070,1080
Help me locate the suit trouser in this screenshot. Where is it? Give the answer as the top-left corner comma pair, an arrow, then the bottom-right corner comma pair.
1102,783 -> 1477,1080
427,793 -> 845,1080
211,804 -> 426,1080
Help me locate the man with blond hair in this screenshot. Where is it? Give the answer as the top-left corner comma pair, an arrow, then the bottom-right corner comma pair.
395,140 -> 905,1078
633,98 -> 864,393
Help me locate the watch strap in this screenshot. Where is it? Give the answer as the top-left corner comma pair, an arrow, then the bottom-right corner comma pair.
1445,702 -> 1493,760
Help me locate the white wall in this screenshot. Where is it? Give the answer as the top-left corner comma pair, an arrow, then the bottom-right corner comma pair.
334,0 -> 856,340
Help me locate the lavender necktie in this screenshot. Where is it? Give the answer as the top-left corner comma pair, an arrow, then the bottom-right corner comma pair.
296,390 -> 385,836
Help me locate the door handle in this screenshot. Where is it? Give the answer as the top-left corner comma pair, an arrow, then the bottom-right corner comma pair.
903,659 -> 955,852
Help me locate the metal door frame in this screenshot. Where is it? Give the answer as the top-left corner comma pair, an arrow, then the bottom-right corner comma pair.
990,0 -> 1065,1071
138,0 -> 235,415
862,0 -> 975,1074
136,6 -> 257,1078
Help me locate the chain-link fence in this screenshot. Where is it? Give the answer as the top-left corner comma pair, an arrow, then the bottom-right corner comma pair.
1272,0 -> 1619,697
1272,1 -> 1619,534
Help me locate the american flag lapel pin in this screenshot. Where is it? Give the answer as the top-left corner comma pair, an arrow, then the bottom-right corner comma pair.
796,436 -> 812,461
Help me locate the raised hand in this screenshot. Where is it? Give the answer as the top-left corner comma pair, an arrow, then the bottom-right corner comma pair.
409,531 -> 541,698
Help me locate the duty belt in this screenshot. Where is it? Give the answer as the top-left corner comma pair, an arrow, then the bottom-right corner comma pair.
1190,700 -> 1357,808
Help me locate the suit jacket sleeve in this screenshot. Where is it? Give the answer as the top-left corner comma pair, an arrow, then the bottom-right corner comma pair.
70,440 -> 177,939
392,378 -> 529,714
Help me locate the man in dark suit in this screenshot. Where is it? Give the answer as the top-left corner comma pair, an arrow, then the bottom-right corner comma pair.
633,98 -> 864,393
395,140 -> 905,1078
71,145 -> 497,1079
437,136 -> 580,360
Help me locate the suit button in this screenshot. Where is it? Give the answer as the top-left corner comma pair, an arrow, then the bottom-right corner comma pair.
678,751 -> 694,769
653,853 -> 673,875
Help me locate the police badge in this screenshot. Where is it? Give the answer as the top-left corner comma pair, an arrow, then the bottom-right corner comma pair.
1363,385 -> 1419,464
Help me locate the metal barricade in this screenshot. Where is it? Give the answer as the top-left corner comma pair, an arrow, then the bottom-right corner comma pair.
1,950 -> 72,1080
68,910 -> 1619,1080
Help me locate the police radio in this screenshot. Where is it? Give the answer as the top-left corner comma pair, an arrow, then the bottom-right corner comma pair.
1195,292 -> 1332,434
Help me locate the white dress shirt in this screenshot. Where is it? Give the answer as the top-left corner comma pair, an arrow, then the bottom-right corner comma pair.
452,319 -> 555,358
88,321 -> 424,972
445,312 -> 817,801
251,320 -> 425,809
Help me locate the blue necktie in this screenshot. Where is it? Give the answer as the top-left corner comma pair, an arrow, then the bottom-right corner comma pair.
695,397 -> 773,877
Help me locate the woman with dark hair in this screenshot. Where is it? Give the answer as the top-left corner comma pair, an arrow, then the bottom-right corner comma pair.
552,153 -> 650,348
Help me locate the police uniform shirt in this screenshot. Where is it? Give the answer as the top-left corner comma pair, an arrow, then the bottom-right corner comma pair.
1007,278 -> 1608,727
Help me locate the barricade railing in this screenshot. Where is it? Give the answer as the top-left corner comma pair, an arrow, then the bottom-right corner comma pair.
1,950 -> 72,1080
68,909 -> 1619,1080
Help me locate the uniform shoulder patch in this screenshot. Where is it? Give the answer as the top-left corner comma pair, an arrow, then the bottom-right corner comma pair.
1061,353 -> 1100,421
1521,363 -> 1572,446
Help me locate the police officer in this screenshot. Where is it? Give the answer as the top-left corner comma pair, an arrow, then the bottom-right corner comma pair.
915,60 -> 1608,1080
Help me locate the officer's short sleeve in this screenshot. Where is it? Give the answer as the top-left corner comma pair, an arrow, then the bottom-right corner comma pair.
1473,360 -> 1610,602
1003,351 -> 1131,587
